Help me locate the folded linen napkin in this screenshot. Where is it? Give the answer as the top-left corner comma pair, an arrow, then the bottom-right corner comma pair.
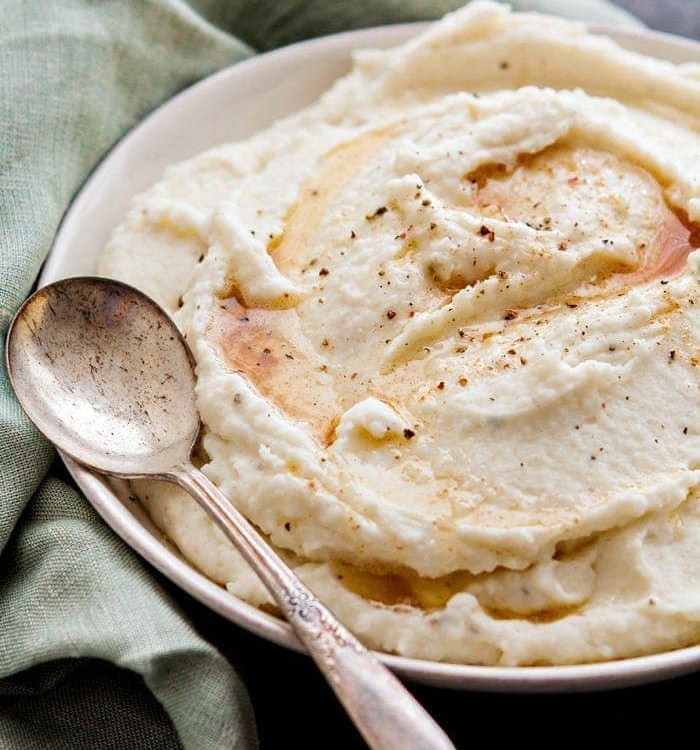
0,2 -> 639,748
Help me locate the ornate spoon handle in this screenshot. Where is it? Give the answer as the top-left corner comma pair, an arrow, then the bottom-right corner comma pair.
171,464 -> 455,750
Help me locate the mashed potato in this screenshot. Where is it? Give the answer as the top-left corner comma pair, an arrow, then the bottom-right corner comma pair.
99,1 -> 700,665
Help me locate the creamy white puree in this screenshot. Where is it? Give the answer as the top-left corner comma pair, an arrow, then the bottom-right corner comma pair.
100,2 -> 700,665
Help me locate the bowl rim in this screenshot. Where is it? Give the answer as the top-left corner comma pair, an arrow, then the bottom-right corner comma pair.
43,20 -> 700,692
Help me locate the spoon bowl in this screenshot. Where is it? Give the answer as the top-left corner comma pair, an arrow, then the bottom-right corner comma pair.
6,277 -> 199,476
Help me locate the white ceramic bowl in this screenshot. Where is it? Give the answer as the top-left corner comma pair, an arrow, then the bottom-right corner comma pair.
42,22 -> 700,692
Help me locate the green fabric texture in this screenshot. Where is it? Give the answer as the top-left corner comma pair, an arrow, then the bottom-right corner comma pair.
0,1 -> 639,749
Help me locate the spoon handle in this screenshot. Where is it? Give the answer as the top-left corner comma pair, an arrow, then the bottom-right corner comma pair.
171,464 -> 455,750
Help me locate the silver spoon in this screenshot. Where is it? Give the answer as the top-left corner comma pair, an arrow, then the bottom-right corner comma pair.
6,276 -> 455,750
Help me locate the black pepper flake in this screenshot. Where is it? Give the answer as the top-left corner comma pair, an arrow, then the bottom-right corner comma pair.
386,309 -> 397,320
284,522 -> 291,531
429,222 -> 437,230
479,225 -> 495,241
503,310 -> 517,321
669,350 -> 676,362
437,381 -> 445,390
319,267 -> 329,276
285,353 -> 294,360
366,206 -> 388,220
403,428 -> 416,440
422,199 -> 431,206
350,230 -> 356,239
262,347 -> 271,355
683,427 -> 688,435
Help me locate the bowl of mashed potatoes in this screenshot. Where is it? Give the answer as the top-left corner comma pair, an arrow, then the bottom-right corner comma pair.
45,1 -> 700,688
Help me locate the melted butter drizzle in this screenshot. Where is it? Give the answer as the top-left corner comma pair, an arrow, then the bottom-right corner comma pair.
211,136 -> 698,445
469,145 -> 699,292
210,297 -> 340,446
268,124 -> 399,273
332,560 -> 583,624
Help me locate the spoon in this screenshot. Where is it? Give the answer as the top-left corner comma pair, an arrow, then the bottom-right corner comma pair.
6,276 -> 455,750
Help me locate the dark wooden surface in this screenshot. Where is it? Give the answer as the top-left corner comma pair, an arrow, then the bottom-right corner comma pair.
614,0 -> 699,39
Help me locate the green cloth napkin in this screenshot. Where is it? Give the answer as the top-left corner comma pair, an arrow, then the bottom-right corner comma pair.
0,2 -> 640,748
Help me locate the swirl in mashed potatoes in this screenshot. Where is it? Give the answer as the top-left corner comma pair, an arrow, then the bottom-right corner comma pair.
100,2 -> 700,665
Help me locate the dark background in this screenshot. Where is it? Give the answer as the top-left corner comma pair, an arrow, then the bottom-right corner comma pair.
179,3 -> 700,749
614,0 -> 699,38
